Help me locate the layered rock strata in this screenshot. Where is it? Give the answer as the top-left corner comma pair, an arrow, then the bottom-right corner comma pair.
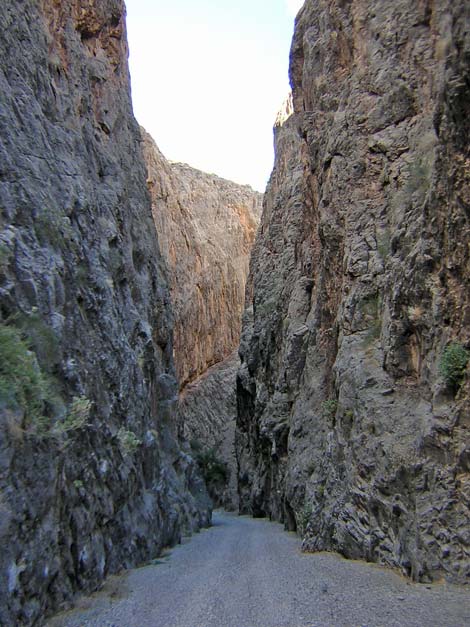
142,130 -> 262,388
0,1 -> 210,625
237,0 -> 470,584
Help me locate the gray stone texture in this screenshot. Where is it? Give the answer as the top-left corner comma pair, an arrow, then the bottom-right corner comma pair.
179,352 -> 240,511
0,1 -> 210,625
236,0 -> 470,584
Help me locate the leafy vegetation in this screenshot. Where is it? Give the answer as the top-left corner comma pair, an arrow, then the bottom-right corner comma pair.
54,396 -> 92,433
0,243 -> 12,271
321,398 -> 338,417
296,502 -> 313,535
13,310 -> 60,369
0,323 -> 51,434
35,206 -> 73,248
117,427 -> 142,455
191,442 -> 229,498
439,342 -> 469,388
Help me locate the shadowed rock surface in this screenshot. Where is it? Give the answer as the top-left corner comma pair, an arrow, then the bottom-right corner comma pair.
179,352 -> 240,510
236,0 -> 470,584
0,1 -> 210,625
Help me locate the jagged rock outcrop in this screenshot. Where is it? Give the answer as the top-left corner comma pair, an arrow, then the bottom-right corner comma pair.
0,1 -> 210,625
237,0 -> 470,584
142,130 -> 262,388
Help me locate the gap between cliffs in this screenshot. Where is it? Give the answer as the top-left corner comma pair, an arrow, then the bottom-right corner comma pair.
141,128 -> 262,510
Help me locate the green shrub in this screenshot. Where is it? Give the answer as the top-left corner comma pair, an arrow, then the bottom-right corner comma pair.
117,427 -> 142,455
297,502 -> 313,535
439,342 -> 469,388
405,159 -> 431,195
0,324 -> 51,433
13,311 -> 60,369
321,399 -> 338,417
0,243 -> 12,271
35,206 -> 73,248
55,396 -> 92,433
193,446 -> 229,493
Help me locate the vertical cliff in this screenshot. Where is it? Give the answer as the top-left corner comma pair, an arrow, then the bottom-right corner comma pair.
142,130 -> 262,388
142,131 -> 262,507
0,1 -> 210,624
237,0 -> 470,583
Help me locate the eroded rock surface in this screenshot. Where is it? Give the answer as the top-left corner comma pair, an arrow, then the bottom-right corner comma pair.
142,130 -> 262,388
0,1 -> 210,625
180,352 -> 240,510
237,0 -> 470,584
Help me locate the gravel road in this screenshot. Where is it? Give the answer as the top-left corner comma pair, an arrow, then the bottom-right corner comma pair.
48,511 -> 470,627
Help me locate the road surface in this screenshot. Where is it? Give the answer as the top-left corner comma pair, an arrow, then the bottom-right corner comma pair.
48,511 -> 470,627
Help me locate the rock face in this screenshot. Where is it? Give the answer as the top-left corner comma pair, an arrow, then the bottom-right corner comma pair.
142,132 -> 261,509
237,0 -> 470,584
142,130 -> 262,388
179,352 -> 240,511
0,1 -> 210,624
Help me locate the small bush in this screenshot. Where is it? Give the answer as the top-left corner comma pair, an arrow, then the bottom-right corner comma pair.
55,396 -> 92,433
439,342 -> 469,388
35,206 -> 73,248
0,243 -> 12,271
117,427 -> 142,455
321,399 -> 338,417
193,446 -> 229,494
0,323 -> 51,433
297,502 -> 313,535
13,311 -> 60,369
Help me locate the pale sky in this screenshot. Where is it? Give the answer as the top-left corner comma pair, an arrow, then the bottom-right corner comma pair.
125,1 -> 304,192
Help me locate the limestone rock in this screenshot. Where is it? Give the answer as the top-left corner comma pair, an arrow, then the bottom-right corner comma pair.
0,1 -> 210,625
142,129 -> 262,388
236,0 -> 470,584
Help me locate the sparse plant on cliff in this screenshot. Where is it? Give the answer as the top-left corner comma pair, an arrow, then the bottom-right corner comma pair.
405,159 -> 431,196
0,243 -> 12,271
12,310 -> 60,369
439,342 -> 469,389
117,427 -> 142,455
35,206 -> 73,248
321,399 -> 338,418
297,502 -> 313,535
55,396 -> 92,433
0,323 -> 51,434
192,444 -> 229,498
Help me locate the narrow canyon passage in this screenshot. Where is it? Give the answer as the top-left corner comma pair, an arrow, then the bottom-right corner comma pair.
49,512 -> 469,627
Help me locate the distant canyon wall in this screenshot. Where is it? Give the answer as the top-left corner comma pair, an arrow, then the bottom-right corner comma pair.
142,130 -> 262,389
237,0 -> 470,584
142,131 -> 261,508
0,1 -> 210,625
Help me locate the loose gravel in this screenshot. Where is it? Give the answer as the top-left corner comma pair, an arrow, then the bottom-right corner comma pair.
47,511 -> 470,627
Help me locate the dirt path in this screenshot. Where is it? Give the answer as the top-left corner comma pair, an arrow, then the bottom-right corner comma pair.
48,511 -> 470,627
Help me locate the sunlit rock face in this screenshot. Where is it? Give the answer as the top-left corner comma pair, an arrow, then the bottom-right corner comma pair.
236,0 -> 470,584
142,129 -> 262,388
0,1 -> 211,624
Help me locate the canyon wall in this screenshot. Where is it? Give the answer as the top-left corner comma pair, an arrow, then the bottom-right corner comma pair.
142,132 -> 261,508
237,0 -> 470,584
142,130 -> 262,388
0,1 -> 210,625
